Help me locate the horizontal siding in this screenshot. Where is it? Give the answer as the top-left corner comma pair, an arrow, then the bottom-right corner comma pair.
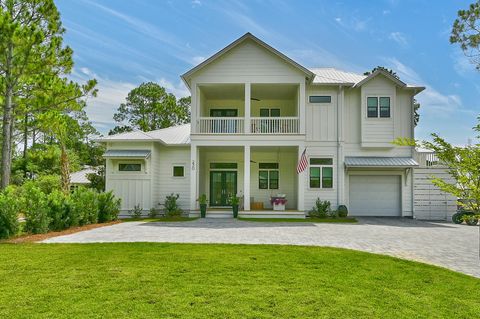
413,168 -> 457,220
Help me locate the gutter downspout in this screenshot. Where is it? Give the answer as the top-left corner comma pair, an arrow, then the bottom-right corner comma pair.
411,90 -> 417,218
336,85 -> 344,208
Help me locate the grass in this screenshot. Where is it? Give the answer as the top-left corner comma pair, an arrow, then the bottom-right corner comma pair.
0,243 -> 478,318
121,216 -> 198,222
239,217 -> 357,223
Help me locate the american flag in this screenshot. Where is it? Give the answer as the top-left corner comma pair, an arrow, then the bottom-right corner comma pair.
296,149 -> 308,174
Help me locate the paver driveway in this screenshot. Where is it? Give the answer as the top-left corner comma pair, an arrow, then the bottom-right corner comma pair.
43,217 -> 480,277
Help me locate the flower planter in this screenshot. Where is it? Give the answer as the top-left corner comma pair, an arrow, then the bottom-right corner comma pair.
200,204 -> 207,218
232,204 -> 239,218
270,195 -> 287,211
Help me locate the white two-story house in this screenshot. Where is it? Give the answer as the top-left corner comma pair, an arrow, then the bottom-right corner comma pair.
98,33 -> 428,218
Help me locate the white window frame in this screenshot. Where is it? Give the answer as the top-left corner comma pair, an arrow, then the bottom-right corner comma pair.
366,96 -> 391,119
118,162 -> 143,173
309,158 -> 334,189
172,164 -> 185,178
259,108 -> 281,117
258,163 -> 279,190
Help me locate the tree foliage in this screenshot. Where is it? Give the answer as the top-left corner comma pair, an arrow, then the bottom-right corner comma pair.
451,1 -> 480,69
363,66 -> 400,79
112,82 -> 190,132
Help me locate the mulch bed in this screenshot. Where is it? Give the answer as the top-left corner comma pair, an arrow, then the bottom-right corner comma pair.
3,221 -> 121,244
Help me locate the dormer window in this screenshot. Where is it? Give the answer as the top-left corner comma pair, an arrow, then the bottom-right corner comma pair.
367,97 -> 390,118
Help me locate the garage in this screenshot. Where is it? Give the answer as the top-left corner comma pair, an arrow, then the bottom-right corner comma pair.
349,175 -> 401,216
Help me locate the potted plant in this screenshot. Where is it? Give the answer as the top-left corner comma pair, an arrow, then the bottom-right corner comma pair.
270,194 -> 287,211
197,194 -> 208,218
229,194 -> 240,218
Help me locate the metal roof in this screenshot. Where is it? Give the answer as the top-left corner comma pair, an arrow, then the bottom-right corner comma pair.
70,167 -> 97,185
345,157 -> 418,168
96,124 -> 191,145
310,68 -> 366,85
103,150 -> 151,158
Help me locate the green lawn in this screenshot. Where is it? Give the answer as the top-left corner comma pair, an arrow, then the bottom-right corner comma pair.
0,244 -> 478,318
121,217 -> 199,222
239,217 -> 357,223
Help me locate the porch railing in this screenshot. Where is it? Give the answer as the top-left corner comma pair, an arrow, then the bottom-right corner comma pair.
197,117 -> 245,134
250,117 -> 299,134
414,151 -> 442,168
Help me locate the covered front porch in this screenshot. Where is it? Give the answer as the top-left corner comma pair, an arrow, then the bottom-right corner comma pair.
189,144 -> 306,218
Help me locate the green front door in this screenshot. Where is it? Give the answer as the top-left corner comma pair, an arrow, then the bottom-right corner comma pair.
210,171 -> 237,206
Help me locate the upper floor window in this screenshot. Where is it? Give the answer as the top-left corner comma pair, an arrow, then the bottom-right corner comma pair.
309,96 -> 332,103
309,158 -> 333,189
119,163 -> 141,172
367,97 -> 390,118
259,163 -> 279,189
260,108 -> 280,117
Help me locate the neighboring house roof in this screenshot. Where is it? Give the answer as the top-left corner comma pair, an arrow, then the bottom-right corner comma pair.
70,167 -> 97,185
103,150 -> 151,158
344,157 -> 419,168
181,33 -> 315,87
96,124 -> 191,145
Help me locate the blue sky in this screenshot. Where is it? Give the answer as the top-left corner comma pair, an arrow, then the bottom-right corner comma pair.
57,0 -> 479,144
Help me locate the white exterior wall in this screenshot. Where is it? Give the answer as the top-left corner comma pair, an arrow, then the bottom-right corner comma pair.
154,144 -> 191,211
105,141 -> 154,212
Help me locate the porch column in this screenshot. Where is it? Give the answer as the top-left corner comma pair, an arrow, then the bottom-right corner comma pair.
243,145 -> 251,211
297,145 -> 305,211
190,144 -> 198,211
244,82 -> 251,134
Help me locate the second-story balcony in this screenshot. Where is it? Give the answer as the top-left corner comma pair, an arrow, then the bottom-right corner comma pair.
193,83 -> 302,135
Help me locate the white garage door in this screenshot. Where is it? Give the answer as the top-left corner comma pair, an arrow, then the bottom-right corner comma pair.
349,175 -> 401,216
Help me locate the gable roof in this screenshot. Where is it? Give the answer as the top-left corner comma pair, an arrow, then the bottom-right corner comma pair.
96,124 -> 191,145
181,33 -> 315,87
353,68 -> 406,88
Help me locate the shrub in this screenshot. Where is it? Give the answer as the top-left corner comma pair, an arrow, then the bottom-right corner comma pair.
308,199 -> 331,218
97,191 -> 121,222
130,204 -> 143,219
148,207 -> 160,219
23,175 -> 61,195
337,205 -> 348,218
22,184 -> 50,234
164,194 -> 183,217
0,187 -> 22,239
70,187 -> 99,226
47,190 -> 71,231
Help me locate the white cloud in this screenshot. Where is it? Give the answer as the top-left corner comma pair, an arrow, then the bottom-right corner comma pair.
383,57 -> 469,116
191,0 -> 201,6
383,10 -> 391,15
452,50 -> 476,76
191,56 -> 206,65
157,78 -> 190,98
333,15 -> 369,32
388,32 -> 408,47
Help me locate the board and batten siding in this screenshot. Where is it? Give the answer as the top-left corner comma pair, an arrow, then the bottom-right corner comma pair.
413,167 -> 457,220
305,87 -> 337,142
105,142 -> 154,212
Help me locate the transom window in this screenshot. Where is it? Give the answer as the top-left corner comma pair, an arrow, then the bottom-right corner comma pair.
309,96 -> 332,103
260,108 -> 280,117
367,97 -> 391,118
259,163 -> 279,189
119,163 -> 141,172
173,165 -> 184,177
309,158 -> 333,189
210,163 -> 238,169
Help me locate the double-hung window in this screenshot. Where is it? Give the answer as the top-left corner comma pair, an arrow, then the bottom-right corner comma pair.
259,163 -> 279,189
309,158 -> 333,189
367,97 -> 391,118
259,108 -> 280,117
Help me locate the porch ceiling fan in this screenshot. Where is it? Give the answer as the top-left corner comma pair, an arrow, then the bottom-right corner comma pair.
250,97 -> 260,101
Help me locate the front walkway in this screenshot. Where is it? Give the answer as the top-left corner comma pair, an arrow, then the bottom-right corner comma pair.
43,218 -> 480,278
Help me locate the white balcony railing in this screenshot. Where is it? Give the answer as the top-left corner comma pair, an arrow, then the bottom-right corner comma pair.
415,151 -> 442,168
251,117 -> 299,134
197,117 -> 245,134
